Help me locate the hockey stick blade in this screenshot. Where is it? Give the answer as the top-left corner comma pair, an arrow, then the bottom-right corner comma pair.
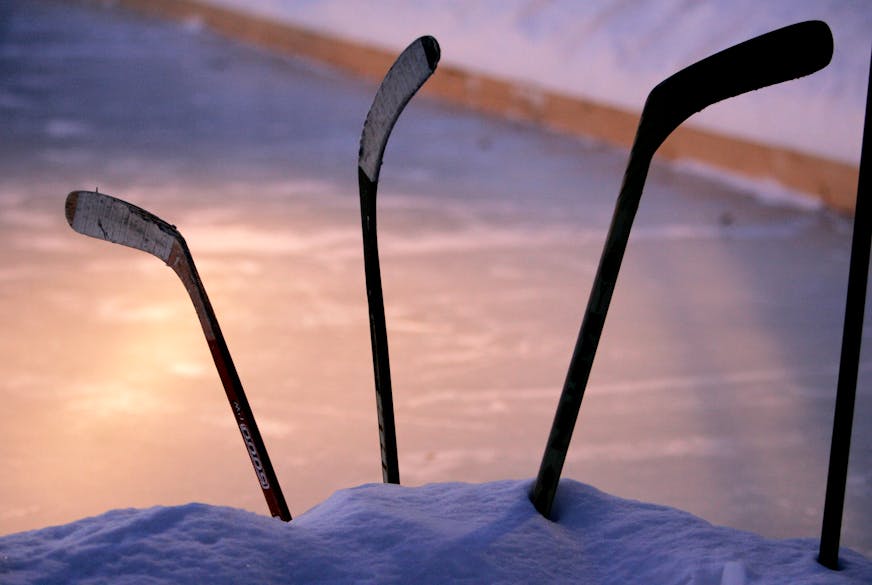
358,36 -> 440,485
359,35 -> 440,184
531,21 -> 833,519
66,190 -> 180,263
640,20 -> 833,154
65,190 -> 292,521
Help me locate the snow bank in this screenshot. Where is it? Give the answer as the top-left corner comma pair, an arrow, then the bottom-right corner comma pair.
199,0 -> 871,165
1,480 -> 869,584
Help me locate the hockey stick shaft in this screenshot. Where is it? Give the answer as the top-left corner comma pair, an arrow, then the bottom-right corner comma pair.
531,21 -> 833,518
818,49 -> 872,570
168,241 -> 292,521
359,169 -> 400,484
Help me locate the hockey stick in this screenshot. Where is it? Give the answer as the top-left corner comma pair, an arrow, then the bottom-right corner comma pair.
818,49 -> 872,571
531,20 -> 834,519
65,190 -> 292,521
358,36 -> 440,484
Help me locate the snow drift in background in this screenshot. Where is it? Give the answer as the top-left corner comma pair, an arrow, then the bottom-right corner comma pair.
201,0 -> 871,165
1,480 -> 870,584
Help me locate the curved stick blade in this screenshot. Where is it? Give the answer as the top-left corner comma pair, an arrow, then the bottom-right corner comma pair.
66,190 -> 179,264
641,20 -> 833,152
359,35 -> 440,183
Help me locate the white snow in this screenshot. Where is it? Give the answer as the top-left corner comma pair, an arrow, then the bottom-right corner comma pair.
1,479 -> 869,584
199,0 -> 871,165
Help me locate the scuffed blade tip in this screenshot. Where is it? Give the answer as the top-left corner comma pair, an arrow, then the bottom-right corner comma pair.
779,20 -> 833,79
807,20 -> 834,71
65,191 -> 80,227
419,35 -> 440,71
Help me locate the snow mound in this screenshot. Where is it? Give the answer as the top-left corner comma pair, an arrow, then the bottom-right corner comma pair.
1,480 -> 870,584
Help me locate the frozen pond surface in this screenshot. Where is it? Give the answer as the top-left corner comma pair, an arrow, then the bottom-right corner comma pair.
0,0 -> 869,556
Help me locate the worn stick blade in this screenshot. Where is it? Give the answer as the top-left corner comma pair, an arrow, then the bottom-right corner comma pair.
65,190 -> 180,264
358,35 -> 440,183
640,20 -> 833,151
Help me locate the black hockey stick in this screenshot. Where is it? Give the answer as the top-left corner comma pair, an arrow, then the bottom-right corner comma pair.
531,21 -> 833,518
66,190 -> 292,521
819,49 -> 871,571
358,36 -> 440,484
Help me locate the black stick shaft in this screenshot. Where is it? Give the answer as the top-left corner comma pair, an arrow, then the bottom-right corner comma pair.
818,50 -> 872,570
530,147 -> 653,517
172,241 -> 292,521
359,168 -> 400,484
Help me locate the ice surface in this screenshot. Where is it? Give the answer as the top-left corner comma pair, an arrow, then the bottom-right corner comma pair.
202,0 -> 871,164
1,480 -> 870,584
